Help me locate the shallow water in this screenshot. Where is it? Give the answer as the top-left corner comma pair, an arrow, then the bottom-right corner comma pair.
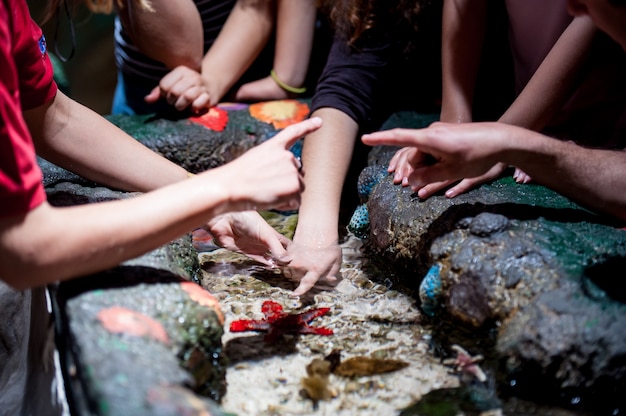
196,212 -> 591,416
197,230 -> 456,414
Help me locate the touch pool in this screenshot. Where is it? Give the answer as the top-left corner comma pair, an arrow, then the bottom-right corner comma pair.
43,101 -> 626,415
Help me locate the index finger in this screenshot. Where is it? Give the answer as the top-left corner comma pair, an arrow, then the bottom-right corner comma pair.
362,128 -> 429,148
271,117 -> 323,150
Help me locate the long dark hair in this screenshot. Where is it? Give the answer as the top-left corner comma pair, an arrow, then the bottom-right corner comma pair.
320,0 -> 430,48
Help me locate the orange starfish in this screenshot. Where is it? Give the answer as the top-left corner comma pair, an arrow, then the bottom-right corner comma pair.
248,100 -> 309,129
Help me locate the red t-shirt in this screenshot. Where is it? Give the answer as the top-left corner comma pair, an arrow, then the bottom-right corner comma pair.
1,0 -> 58,219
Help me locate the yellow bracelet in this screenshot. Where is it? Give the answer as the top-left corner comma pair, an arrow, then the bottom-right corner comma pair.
270,69 -> 307,94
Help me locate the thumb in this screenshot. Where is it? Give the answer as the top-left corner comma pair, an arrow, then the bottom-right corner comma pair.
264,232 -> 290,262
144,86 -> 161,104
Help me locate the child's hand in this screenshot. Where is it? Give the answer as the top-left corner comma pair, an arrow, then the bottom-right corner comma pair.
144,65 -> 213,114
206,211 -> 292,266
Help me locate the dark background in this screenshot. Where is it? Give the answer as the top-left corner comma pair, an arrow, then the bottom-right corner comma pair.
27,0 -> 118,115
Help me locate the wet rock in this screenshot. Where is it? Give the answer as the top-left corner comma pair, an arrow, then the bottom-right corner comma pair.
105,113 -> 275,173
467,212 -> 509,237
54,269 -> 227,415
361,136 -> 626,412
38,108 -> 288,415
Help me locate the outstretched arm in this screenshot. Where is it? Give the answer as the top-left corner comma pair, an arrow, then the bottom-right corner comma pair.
25,91 -> 189,191
3,92 -> 323,289
499,15 -> 596,130
363,123 -> 626,222
29,88 -> 314,216
200,0 -> 275,105
287,107 -> 358,296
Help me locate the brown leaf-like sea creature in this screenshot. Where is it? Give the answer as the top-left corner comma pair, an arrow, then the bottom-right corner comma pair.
334,356 -> 409,377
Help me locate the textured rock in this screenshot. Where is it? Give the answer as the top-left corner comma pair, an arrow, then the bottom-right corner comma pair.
40,101 -> 314,415
361,145 -> 626,412
53,269 -> 226,416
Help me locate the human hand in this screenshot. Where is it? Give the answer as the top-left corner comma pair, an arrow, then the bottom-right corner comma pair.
362,122 -> 507,194
282,241 -> 342,296
144,65 -> 213,114
513,167 -> 533,184
213,117 -> 322,213
206,211 -> 291,266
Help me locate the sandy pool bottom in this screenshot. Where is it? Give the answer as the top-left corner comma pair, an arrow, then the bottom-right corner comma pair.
198,235 -> 460,416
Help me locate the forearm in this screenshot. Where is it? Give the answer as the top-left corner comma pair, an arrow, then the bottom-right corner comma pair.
272,0 -> 317,88
25,92 -> 188,192
201,0 -> 274,102
505,130 -> 626,220
440,0 -> 487,123
294,108 -> 358,245
499,16 -> 596,130
117,0 -> 203,70
0,174 -> 227,289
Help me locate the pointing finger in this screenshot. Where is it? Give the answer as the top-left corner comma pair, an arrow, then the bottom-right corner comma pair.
272,117 -> 323,150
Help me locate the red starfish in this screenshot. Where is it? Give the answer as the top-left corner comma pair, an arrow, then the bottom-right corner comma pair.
229,300 -> 333,343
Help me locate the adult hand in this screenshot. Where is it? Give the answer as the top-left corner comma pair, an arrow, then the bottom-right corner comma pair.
206,211 -> 291,266
283,241 -> 342,296
212,117 -> 322,213
387,146 -> 458,197
364,122 -> 508,194
144,65 -> 212,114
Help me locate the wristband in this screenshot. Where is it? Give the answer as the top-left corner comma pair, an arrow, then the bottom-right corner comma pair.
270,69 -> 307,94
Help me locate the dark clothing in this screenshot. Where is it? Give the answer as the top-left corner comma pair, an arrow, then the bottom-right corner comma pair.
310,2 -> 443,133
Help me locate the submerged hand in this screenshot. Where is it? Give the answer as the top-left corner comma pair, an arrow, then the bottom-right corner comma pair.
283,241 -> 342,296
206,211 -> 291,266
